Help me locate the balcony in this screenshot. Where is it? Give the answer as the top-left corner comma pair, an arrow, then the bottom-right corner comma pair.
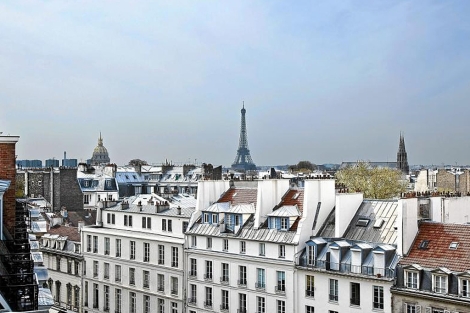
255,282 -> 265,290
188,298 -> 197,306
220,276 -> 229,284
275,285 -> 286,295
298,257 -> 395,278
220,304 -> 229,312
204,273 -> 213,281
204,301 -> 213,309
238,279 -> 247,287
305,289 -> 315,297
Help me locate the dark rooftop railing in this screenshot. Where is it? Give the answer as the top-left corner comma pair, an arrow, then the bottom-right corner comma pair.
299,256 -> 394,278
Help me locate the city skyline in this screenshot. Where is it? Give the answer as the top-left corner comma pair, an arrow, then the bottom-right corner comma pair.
2,1 -> 470,166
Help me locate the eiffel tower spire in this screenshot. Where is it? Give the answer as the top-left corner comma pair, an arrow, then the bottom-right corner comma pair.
232,102 -> 257,171
397,132 -> 409,174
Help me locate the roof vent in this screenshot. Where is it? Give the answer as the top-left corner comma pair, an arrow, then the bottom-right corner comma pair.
418,240 -> 429,249
449,242 -> 459,249
373,218 -> 385,229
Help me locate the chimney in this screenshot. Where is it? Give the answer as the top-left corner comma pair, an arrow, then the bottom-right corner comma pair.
138,201 -> 143,212
96,206 -> 102,226
177,206 -> 181,215
78,220 -> 85,231
121,200 -> 129,210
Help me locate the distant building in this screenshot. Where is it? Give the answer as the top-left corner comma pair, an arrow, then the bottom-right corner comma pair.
77,163 -> 119,209
17,159 -> 43,168
89,133 -> 110,165
45,159 -> 60,168
397,133 -> 410,174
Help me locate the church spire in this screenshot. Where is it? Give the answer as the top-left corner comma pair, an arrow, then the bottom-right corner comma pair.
397,132 -> 409,174
98,132 -> 103,146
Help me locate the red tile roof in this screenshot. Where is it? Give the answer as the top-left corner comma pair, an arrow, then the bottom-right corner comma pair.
217,187 -> 257,206
400,222 -> 470,272
277,189 -> 304,213
47,225 -> 81,242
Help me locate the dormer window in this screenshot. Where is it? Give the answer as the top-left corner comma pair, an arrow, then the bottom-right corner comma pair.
433,274 -> 447,293
212,214 -> 218,224
203,213 -> 210,223
460,277 -> 470,297
306,245 -> 315,266
280,218 -> 288,230
405,270 -> 419,289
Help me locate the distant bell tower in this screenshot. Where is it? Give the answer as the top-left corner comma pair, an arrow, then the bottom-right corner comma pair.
397,133 -> 409,174
231,103 -> 257,171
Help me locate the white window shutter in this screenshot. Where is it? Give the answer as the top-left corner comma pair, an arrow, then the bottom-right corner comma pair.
416,305 -> 421,313
425,307 -> 432,313
403,303 -> 407,312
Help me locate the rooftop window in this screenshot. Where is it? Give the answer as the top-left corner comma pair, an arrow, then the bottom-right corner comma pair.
292,192 -> 300,200
418,240 -> 429,249
356,219 -> 369,227
373,219 -> 384,229
449,242 -> 459,249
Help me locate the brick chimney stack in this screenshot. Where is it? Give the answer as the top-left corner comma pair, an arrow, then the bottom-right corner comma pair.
0,135 -> 20,234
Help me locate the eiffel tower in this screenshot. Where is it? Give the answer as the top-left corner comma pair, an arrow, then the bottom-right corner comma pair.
231,103 -> 257,171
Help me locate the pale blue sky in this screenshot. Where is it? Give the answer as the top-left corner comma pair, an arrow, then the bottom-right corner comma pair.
1,1 -> 470,166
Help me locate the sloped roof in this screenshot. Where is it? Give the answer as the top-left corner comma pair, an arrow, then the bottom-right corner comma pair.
46,225 -> 81,242
268,205 -> 300,217
217,187 -> 257,206
400,222 -> 470,272
277,189 -> 304,213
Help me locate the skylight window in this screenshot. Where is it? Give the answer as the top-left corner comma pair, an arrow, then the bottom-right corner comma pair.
449,242 -> 459,249
373,218 -> 385,229
418,240 -> 429,249
292,192 -> 300,200
356,219 -> 370,227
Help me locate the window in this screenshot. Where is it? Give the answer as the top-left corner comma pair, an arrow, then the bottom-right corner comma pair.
239,266 -> 247,286
104,237 -> 110,255
449,242 -> 459,249
93,283 -> 99,308
306,306 -> 314,313
74,260 -> 80,275
130,241 -> 136,260
103,285 -> 109,311
279,244 -> 286,258
280,217 -> 288,230
259,243 -> 265,256
373,285 -> 384,310
84,281 -> 88,307
73,286 -> 79,308
162,219 -> 167,231
221,289 -> 229,310
157,274 -> 164,292
124,215 -> 133,227
67,259 -> 72,274
205,287 -> 212,307
223,239 -> 229,251
207,237 -> 212,249
104,262 -> 109,279
418,240 -> 429,249
171,302 -> 178,313
87,235 -> 91,252
144,295 -> 151,313
116,239 -> 121,257
144,242 -> 150,262
129,268 -> 135,285
239,293 -> 247,312
257,296 -> 265,313
461,278 -> 470,297
190,258 -> 197,276
433,275 -> 447,293
189,284 -> 197,303
350,282 -> 360,306
129,215 -> 133,226
276,271 -> 286,293
93,236 -> 98,253
191,236 -> 197,247
84,194 -> 90,204
158,297 -> 165,313
171,276 -> 178,295
277,300 -> 285,313
124,215 -> 128,226
55,281 -> 61,303
405,303 -> 418,313
142,216 -> 151,229
171,247 -> 178,267
406,271 -> 418,289
158,244 -> 165,265
115,289 -> 121,313
306,275 -> 315,297
182,221 -> 189,232
256,268 -> 265,289
143,270 -> 150,288
67,284 -> 72,305
168,219 -> 172,232
307,245 -> 315,266
93,260 -> 98,278
115,265 -> 121,282
205,260 -> 213,280
129,292 -> 136,313
212,213 -> 219,224
329,279 -> 338,302
240,241 -> 246,254
203,213 -> 209,223
221,263 -> 229,283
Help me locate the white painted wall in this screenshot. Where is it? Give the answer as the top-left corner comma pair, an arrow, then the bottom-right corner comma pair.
443,196 -> 470,223
414,170 -> 429,192
254,179 -> 289,229
303,179 -> 336,237
335,193 -> 363,237
397,198 -> 419,256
